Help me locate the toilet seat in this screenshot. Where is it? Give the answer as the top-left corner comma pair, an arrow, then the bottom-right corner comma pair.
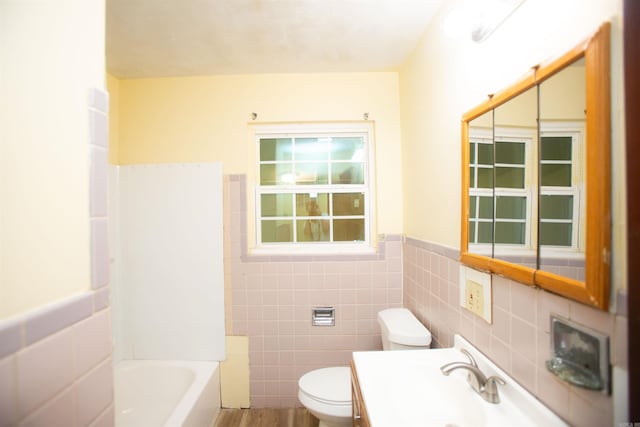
298,366 -> 351,405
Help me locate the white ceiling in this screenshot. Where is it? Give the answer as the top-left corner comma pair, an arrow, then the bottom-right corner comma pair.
106,0 -> 443,78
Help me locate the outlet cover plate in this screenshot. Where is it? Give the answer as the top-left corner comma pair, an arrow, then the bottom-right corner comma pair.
459,266 -> 492,323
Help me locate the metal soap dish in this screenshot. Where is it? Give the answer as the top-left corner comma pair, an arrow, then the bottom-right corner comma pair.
546,315 -> 610,394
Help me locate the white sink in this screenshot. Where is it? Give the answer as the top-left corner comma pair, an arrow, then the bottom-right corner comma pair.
352,335 -> 568,427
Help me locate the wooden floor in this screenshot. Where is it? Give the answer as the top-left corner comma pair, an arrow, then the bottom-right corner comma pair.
213,408 -> 320,427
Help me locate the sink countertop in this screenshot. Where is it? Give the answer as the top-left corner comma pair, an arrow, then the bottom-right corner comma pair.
352,334 -> 568,427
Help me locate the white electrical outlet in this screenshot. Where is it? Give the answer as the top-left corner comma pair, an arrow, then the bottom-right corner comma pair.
459,266 -> 492,323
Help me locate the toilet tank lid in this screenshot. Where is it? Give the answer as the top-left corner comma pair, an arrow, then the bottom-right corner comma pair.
377,308 -> 431,346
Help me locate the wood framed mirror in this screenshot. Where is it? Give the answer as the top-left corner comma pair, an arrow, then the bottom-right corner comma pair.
460,22 -> 611,310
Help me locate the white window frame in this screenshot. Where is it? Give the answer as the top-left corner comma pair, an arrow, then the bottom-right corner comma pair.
538,121 -> 585,254
468,129 -> 494,255
249,122 -> 376,255
469,127 -> 536,256
493,129 -> 535,252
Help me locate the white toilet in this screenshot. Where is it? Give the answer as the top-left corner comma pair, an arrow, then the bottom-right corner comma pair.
297,308 -> 431,427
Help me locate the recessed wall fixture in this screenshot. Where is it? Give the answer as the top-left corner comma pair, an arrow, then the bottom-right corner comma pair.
251,112 -> 257,120
363,112 -> 369,120
470,0 -> 525,42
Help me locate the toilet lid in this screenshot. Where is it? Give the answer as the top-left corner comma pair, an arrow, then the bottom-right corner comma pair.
298,366 -> 351,405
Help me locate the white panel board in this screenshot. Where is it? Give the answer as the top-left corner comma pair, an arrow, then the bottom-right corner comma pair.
119,163 -> 225,360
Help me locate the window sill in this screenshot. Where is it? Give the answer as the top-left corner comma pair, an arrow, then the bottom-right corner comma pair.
249,243 -> 377,257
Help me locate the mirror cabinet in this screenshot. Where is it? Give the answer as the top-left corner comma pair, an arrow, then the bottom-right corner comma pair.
460,23 -> 611,310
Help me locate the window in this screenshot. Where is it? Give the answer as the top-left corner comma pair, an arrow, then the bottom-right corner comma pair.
253,124 -> 374,252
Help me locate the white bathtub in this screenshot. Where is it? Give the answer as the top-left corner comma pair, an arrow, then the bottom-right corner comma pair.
114,360 -> 221,427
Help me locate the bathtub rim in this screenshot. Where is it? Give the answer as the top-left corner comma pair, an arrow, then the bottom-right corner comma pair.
114,359 -> 221,427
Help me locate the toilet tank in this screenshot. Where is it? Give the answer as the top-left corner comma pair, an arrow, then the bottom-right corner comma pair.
377,308 -> 432,350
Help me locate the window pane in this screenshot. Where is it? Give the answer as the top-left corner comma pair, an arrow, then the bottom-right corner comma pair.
261,220 -> 293,243
295,138 -> 329,161
477,168 -> 493,188
260,138 -> 292,161
540,195 -> 573,219
541,137 -> 572,160
334,219 -> 364,242
477,222 -> 493,244
331,137 -> 365,161
469,221 -> 476,243
496,196 -> 526,220
333,193 -> 364,216
261,194 -> 293,217
331,163 -> 364,184
477,144 -> 493,165
495,167 -> 524,188
541,164 -> 571,186
296,193 -> 329,219
495,222 -> 525,244
540,222 -> 572,246
260,163 -> 293,186
469,196 -> 477,217
495,141 -> 525,164
478,196 -> 493,219
469,143 -> 476,164
469,166 -> 475,188
297,219 -> 330,242
295,163 -> 328,185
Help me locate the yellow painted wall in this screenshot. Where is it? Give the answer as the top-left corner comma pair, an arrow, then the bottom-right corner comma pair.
115,72 -> 403,234
0,0 -> 105,319
399,0 -> 625,266
107,74 -> 120,164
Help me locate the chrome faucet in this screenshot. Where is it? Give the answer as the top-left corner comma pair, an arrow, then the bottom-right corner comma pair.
440,349 -> 506,404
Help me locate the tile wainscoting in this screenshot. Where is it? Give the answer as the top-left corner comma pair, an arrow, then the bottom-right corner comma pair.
403,236 -> 627,427
0,294 -> 113,427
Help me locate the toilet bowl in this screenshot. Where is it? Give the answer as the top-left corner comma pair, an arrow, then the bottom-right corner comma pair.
297,308 -> 431,426
298,367 -> 351,427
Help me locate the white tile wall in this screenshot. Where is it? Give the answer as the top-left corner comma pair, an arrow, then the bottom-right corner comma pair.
0,319 -> 21,359
90,219 -> 109,289
17,329 -> 74,418
90,146 -> 108,217
19,387 -> 74,427
88,406 -> 115,427
24,293 -> 93,345
73,310 -> 112,378
0,299 -> 114,425
75,358 -> 114,427
0,356 -> 17,426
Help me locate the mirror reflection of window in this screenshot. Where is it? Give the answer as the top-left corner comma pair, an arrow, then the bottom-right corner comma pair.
492,87 -> 538,267
538,59 -> 586,281
468,111 -> 494,257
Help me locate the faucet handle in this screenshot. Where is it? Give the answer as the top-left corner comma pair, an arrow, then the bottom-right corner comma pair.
460,348 -> 478,367
483,375 -> 506,404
